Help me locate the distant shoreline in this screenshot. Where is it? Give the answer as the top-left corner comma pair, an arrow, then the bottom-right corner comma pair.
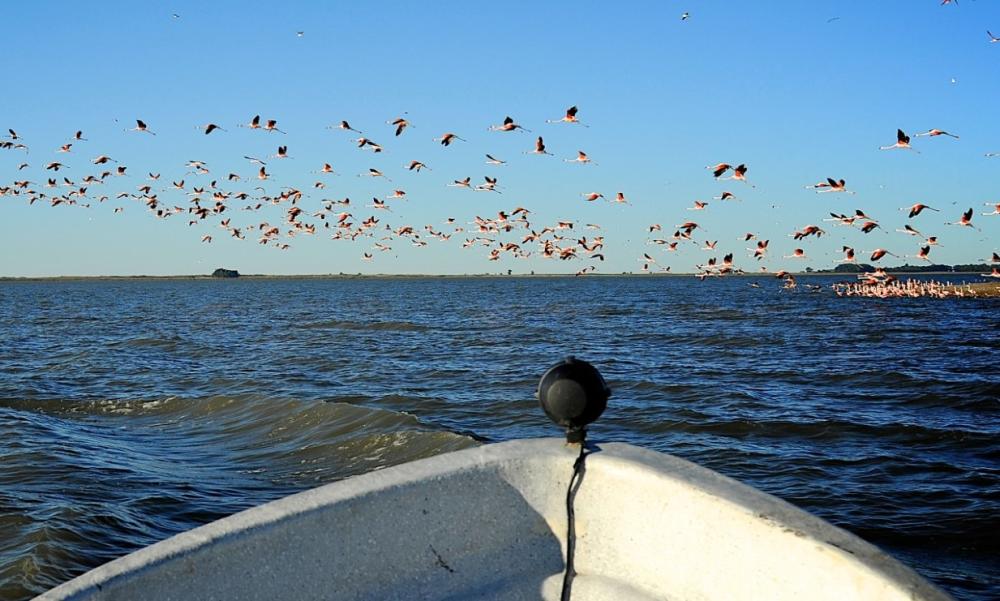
0,271 -> 993,282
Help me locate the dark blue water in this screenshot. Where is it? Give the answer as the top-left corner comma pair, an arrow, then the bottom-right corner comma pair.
1,276 -> 997,600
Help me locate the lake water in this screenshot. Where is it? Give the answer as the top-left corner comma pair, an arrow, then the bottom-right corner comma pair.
0,276 -> 997,600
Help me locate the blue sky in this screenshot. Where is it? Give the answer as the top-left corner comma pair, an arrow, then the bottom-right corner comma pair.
1,0 -> 998,276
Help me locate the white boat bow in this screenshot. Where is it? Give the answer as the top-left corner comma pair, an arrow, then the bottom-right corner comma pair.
36,438 -> 951,600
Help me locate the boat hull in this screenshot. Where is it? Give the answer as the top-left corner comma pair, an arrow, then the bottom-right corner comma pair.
36,439 -> 951,600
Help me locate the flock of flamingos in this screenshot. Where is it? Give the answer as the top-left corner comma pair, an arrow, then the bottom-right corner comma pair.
1,103 -> 998,289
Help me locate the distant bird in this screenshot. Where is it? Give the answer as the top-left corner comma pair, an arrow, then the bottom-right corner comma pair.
356,137 -> 383,152
388,117 -> 410,136
565,150 -> 595,165
911,246 -> 932,262
333,120 -> 362,133
860,221 -> 881,234
489,116 -> 530,132
811,178 -> 853,194
434,133 -> 465,146
914,129 -> 958,139
547,106 -> 586,126
202,123 -> 226,135
989,30 -> 1000,43
681,12 -> 690,20
708,163 -> 732,178
715,163 -> 751,185
360,168 -> 390,181
879,129 -> 916,152
983,202 -> 1000,216
241,115 -> 262,129
948,208 -> 979,230
869,248 -> 897,262
475,176 -> 500,193
902,203 -> 938,218
582,192 -> 604,202
485,154 -> 506,165
406,160 -> 430,172
264,119 -> 285,134
126,119 -> 155,135
526,137 -> 552,155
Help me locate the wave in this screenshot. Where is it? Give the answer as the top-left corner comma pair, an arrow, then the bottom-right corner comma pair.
0,395 -> 478,599
296,319 -> 429,332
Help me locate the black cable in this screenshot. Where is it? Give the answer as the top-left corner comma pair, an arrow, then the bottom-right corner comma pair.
560,440 -> 588,601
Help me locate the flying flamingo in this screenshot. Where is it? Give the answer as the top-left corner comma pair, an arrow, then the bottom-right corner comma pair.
901,203 -> 938,218
909,246 -> 932,262
359,168 -> 391,182
914,129 -> 959,139
526,137 -> 552,155
948,208 -> 979,230
707,163 -> 732,178
869,248 -> 898,262
982,202 -> 1000,216
388,117 -> 410,136
547,106 -> 587,126
565,150 -> 595,165
728,164 -> 750,184
434,133 -> 465,146
330,120 -> 362,133
879,129 -> 917,152
126,119 -> 155,135
489,116 -> 530,132
812,178 -> 854,194
485,154 -> 506,165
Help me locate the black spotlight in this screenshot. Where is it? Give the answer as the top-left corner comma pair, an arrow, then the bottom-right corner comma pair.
537,357 -> 611,443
